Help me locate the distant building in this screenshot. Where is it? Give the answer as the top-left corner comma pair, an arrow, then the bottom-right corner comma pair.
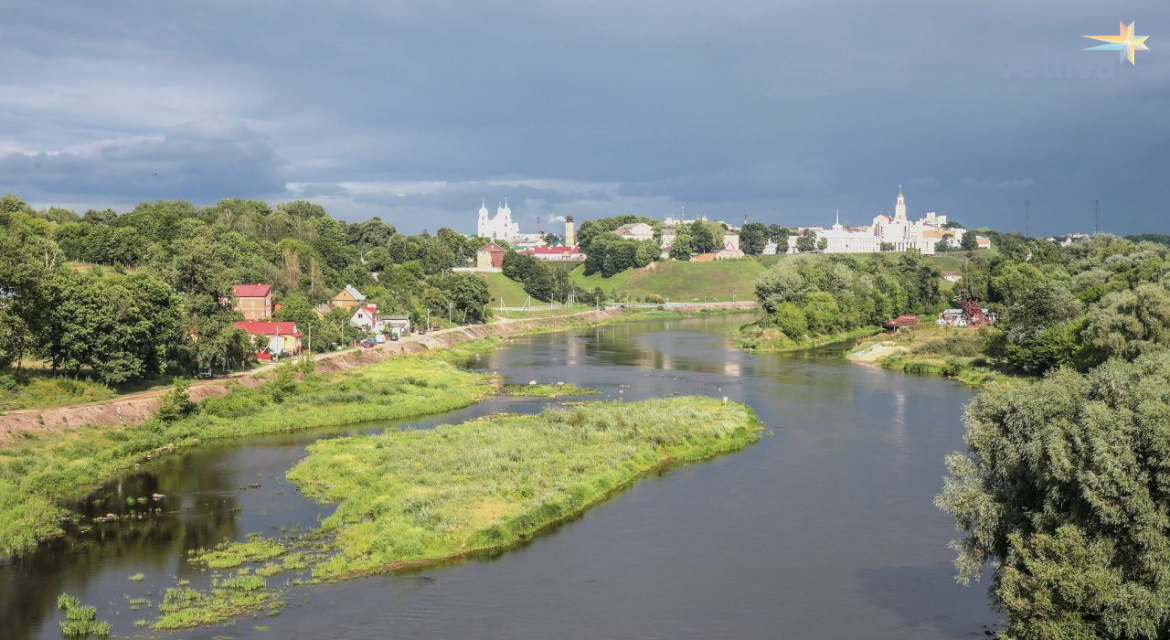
350,305 -> 380,331
313,303 -> 334,318
477,198 -> 520,240
613,222 -> 655,242
232,284 -> 273,321
942,271 -> 962,283
234,321 -> 302,356
564,216 -> 576,247
869,187 -> 940,255
519,245 -> 587,261
477,241 -> 506,269
976,235 -> 992,249
332,285 -> 367,310
786,212 -> 880,254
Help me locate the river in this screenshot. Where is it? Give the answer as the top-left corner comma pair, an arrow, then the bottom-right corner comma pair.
0,313 -> 996,639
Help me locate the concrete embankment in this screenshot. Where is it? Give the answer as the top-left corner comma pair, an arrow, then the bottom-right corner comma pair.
0,302 -> 756,439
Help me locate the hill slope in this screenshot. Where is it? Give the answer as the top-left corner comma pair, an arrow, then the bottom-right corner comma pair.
477,272 -> 531,307
570,260 -> 766,302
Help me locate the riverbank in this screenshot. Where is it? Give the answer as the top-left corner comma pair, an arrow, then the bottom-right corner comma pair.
736,324 -> 883,353
0,350 -> 498,558
145,396 -> 760,628
0,303 -> 755,439
847,324 -> 1007,386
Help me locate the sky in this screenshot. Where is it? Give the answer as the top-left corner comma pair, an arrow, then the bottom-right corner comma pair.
0,0 -> 1167,236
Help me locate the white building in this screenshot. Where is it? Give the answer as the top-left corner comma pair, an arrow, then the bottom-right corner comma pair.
869,187 -> 940,255
614,222 -> 655,242
477,198 -> 520,241
786,212 -> 881,254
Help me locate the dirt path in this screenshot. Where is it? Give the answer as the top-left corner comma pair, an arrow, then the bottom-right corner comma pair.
0,302 -> 757,441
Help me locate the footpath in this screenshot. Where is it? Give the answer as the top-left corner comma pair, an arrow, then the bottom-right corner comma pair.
0,302 -> 756,439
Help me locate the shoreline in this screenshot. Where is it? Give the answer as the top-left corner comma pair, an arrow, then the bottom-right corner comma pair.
0,302 -> 756,441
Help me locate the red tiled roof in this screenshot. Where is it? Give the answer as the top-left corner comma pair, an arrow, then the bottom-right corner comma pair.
478,241 -> 505,252
233,321 -> 301,337
359,305 -> 377,316
232,284 -> 272,298
520,245 -> 583,255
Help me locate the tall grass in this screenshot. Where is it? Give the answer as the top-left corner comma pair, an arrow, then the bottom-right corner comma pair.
287,396 -> 760,580
0,353 -> 496,557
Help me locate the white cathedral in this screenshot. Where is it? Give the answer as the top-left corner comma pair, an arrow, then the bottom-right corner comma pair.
477,198 -> 520,240
869,186 -> 942,254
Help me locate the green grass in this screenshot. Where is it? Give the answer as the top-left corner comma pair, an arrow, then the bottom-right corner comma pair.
478,272 -> 532,307
57,593 -> 110,638
286,396 -> 760,580
0,374 -> 116,413
499,383 -> 599,398
0,354 -> 496,558
190,535 -> 286,570
737,325 -> 883,352
569,260 -> 766,302
128,572 -> 145,582
153,573 -> 280,630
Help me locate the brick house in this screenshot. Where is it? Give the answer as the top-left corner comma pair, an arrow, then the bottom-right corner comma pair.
232,284 -> 273,321
477,242 -> 506,269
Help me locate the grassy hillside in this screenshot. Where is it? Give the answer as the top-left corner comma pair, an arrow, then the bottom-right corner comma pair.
477,272 -> 531,307
570,259 -> 767,302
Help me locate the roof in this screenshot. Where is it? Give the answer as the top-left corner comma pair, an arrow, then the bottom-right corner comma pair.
356,305 -> 378,316
233,321 -> 301,337
232,284 -> 272,298
314,303 -> 333,315
614,222 -> 652,234
520,245 -> 583,255
478,241 -> 505,253
338,284 -> 367,301
942,270 -> 961,276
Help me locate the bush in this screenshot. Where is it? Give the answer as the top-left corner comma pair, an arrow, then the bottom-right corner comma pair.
156,379 -> 195,423
0,374 -> 16,392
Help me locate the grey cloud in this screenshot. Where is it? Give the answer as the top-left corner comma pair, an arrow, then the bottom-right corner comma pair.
0,115 -> 284,201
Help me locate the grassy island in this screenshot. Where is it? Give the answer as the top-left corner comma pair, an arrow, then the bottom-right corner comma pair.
0,351 -> 495,557
288,396 -> 760,580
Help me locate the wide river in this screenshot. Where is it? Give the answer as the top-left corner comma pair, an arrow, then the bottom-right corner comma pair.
1,314 -> 996,639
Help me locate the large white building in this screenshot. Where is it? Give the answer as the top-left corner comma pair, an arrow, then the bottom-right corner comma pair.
869,187 -> 940,255
477,198 -> 520,240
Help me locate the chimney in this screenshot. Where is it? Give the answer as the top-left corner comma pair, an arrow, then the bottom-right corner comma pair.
565,216 -> 576,247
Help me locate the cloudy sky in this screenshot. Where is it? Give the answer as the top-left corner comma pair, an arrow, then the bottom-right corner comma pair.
1,1 -> 1167,235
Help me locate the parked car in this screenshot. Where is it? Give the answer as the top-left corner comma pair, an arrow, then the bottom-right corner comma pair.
359,338 -> 377,348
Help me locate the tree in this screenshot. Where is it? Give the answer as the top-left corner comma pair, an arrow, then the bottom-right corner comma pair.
441,273 -> 491,323
880,242 -> 896,252
740,222 -> 769,255
960,230 -> 979,251
1082,283 -> 1170,364
772,303 -> 808,339
796,231 -> 817,253
689,221 -> 718,254
669,234 -> 692,261
816,237 -> 829,252
938,353 -> 1170,639
634,240 -> 659,267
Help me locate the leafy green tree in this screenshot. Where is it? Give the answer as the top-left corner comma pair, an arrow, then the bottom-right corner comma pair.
740,222 -> 769,255
796,231 -> 817,253
689,221 -> 718,254
938,353 -> 1170,640
1082,283 -> 1170,364
773,303 -> 808,339
802,292 -> 840,334
441,273 -> 491,323
634,240 -> 659,267
816,237 -> 829,252
960,230 -> 979,251
670,234 -> 692,261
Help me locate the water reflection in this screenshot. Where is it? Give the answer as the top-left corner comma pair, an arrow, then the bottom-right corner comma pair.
3,313 -> 994,640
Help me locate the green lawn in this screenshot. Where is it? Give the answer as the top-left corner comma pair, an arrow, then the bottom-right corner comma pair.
569,260 -> 767,302
477,272 -> 531,307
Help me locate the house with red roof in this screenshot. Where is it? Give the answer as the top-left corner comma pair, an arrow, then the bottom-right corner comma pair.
476,241 -> 506,269
233,321 -> 302,357
350,305 -> 380,331
517,245 -> 586,262
232,284 -> 274,320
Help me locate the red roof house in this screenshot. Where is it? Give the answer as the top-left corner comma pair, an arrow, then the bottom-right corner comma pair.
233,321 -> 302,356
232,284 -> 274,321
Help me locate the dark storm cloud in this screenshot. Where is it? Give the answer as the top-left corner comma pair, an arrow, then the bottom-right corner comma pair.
0,0 -> 1167,234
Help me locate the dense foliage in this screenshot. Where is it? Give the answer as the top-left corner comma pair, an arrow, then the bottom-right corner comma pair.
752,253 -> 944,339
0,194 -> 492,385
935,234 -> 1170,638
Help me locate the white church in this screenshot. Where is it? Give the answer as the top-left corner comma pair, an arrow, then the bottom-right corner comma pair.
477,198 -> 520,240
869,186 -> 942,254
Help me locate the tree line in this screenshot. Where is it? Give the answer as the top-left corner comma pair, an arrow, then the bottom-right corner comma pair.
0,194 -> 491,386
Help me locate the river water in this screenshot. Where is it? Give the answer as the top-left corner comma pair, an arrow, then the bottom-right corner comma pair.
1,314 -> 996,639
